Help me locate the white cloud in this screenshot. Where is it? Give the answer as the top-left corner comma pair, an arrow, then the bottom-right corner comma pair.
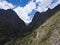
0,0 -> 60,25
13,1 -> 36,25
48,0 -> 60,9
0,0 -> 15,10
35,0 -> 60,12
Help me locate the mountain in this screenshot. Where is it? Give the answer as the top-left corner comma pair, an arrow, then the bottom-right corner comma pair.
0,5 -> 60,45
27,4 -> 60,33
0,9 -> 27,44
17,10 -> 60,45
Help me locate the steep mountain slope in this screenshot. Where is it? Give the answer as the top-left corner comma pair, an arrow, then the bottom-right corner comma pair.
0,9 -> 27,44
5,9 -> 60,45
0,5 -> 60,45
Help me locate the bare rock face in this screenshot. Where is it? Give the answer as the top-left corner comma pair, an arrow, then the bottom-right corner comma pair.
0,5 -> 60,45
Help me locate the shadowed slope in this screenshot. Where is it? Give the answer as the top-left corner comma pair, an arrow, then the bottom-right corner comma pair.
0,5 -> 60,45
0,9 -> 26,44
4,6 -> 60,45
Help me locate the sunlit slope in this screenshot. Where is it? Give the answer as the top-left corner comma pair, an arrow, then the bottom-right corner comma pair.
30,11 -> 60,45
5,11 -> 60,45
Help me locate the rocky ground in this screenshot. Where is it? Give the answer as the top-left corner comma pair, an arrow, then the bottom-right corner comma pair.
4,11 -> 60,45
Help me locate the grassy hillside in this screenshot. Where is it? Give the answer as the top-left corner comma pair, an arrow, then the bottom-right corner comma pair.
5,11 -> 60,45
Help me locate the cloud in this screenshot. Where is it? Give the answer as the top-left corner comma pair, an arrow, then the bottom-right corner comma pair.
13,1 -> 36,24
0,0 -> 60,25
48,0 -> 60,9
0,0 -> 15,10
35,0 -> 60,12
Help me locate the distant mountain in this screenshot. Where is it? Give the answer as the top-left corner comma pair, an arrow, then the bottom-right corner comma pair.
0,5 -> 60,45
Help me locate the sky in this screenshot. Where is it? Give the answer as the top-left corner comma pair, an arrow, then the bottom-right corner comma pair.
6,0 -> 30,7
0,0 -> 60,25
